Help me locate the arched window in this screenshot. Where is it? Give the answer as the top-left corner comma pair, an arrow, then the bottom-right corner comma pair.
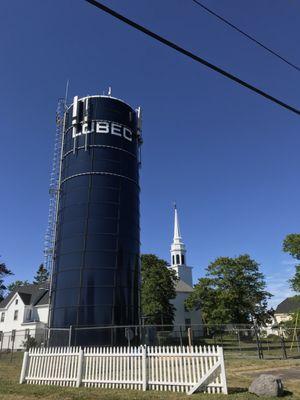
172,255 -> 175,265
176,254 -> 180,264
181,254 -> 185,265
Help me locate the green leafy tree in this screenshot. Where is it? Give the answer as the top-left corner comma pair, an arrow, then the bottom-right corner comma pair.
141,254 -> 178,325
0,261 -> 13,301
283,234 -> 300,292
33,264 -> 49,284
8,280 -> 29,292
185,254 -> 272,325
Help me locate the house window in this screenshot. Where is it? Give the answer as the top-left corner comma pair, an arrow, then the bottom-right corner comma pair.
0,312 -> 4,322
0,331 -> 3,342
176,254 -> 180,264
28,309 -> 32,321
11,329 -> 16,341
13,310 -> 18,321
25,329 -> 30,339
15,299 -> 18,305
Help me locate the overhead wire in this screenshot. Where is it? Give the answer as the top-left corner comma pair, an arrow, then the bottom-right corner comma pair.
191,0 -> 300,73
85,0 -> 300,116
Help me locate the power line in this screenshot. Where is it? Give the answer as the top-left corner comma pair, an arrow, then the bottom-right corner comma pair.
192,0 -> 300,73
85,0 -> 300,116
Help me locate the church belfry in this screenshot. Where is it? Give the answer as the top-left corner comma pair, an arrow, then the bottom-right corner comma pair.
170,205 -> 193,286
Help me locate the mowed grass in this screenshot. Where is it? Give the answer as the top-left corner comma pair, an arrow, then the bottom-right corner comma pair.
0,352 -> 299,399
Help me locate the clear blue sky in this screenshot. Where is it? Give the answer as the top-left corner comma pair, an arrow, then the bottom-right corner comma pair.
1,0 -> 300,307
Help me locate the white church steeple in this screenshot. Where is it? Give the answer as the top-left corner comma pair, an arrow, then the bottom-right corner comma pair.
170,204 -> 193,286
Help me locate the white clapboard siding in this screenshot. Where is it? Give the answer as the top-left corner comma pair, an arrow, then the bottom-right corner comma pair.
20,345 -> 227,394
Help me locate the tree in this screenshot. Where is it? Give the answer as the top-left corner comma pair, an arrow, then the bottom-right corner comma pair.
185,254 -> 272,325
141,254 -> 178,325
0,261 -> 13,301
33,264 -> 49,284
283,234 -> 300,292
8,280 -> 29,292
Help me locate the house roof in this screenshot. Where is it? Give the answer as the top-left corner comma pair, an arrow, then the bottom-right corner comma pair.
0,282 -> 50,309
176,280 -> 193,293
35,290 -> 49,306
276,296 -> 300,314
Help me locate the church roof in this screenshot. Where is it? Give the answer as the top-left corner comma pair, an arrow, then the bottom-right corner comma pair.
176,279 -> 193,293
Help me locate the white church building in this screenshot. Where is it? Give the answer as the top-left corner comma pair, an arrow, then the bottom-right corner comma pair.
169,206 -> 202,331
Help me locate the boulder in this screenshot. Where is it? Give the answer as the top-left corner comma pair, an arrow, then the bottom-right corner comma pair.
249,374 -> 284,397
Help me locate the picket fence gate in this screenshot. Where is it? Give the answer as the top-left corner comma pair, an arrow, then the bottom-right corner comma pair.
20,345 -> 227,395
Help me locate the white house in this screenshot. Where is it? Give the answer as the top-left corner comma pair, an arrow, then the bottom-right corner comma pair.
264,296 -> 300,337
0,283 -> 49,349
169,206 -> 202,333
273,296 -> 300,325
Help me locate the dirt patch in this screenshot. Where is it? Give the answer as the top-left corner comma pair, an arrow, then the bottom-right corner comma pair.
241,367 -> 300,380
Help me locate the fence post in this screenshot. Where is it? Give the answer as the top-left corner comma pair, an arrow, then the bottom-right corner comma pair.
179,326 -> 183,347
19,351 -> 29,384
76,348 -> 84,387
0,331 -> 3,358
142,345 -> 147,391
187,327 -> 193,347
68,325 -> 73,347
280,335 -> 287,359
219,346 -> 228,394
10,330 -> 15,362
254,325 -> 263,359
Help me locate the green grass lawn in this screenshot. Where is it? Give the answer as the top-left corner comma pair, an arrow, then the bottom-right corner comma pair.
0,352 -> 299,399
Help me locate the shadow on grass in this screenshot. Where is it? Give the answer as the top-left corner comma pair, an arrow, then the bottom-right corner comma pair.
228,387 -> 248,394
228,388 -> 294,397
283,390 -> 293,397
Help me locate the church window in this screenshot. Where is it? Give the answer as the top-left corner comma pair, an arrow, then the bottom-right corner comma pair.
172,255 -> 175,265
176,254 -> 180,264
0,313 -> 4,322
181,255 -> 185,265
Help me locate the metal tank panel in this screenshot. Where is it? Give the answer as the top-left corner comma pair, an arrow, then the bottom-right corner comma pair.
49,95 -> 142,345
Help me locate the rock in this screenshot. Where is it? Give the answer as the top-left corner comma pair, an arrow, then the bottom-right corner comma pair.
249,374 -> 284,397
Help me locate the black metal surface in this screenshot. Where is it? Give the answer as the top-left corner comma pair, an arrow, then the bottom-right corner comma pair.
49,96 -> 141,345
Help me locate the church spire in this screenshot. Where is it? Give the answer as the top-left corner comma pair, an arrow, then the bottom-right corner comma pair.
170,204 -> 193,286
173,204 -> 182,241
171,204 -> 186,265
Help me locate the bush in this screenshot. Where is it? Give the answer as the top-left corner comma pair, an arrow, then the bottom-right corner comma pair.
22,336 -> 37,350
266,334 -> 280,342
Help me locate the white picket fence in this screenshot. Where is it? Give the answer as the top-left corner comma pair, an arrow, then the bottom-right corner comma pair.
20,345 -> 227,395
